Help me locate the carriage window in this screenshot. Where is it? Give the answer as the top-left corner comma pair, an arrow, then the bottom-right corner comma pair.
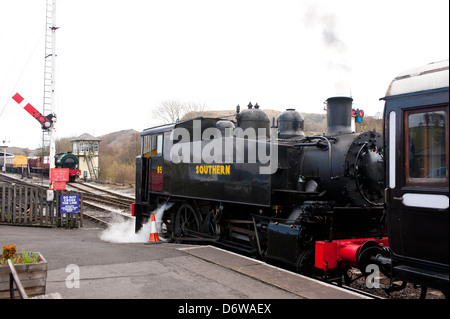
405,106 -> 448,185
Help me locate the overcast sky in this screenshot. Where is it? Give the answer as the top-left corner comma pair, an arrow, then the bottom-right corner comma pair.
0,0 -> 448,149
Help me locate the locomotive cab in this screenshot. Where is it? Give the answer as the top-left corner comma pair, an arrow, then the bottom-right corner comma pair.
135,123 -> 172,232
382,60 -> 449,295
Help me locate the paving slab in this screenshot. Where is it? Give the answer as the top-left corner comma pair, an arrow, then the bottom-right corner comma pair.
181,245 -> 367,299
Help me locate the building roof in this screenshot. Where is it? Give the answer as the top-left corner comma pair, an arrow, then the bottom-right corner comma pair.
71,133 -> 102,142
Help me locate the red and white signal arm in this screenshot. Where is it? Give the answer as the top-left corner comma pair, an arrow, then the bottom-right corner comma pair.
12,93 -> 53,129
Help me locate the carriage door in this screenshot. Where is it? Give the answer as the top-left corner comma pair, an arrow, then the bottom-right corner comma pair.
386,105 -> 449,265
149,134 -> 164,192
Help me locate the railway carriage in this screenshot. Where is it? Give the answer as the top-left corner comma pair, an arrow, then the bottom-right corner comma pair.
28,156 -> 50,175
381,60 -> 449,295
3,155 -> 28,173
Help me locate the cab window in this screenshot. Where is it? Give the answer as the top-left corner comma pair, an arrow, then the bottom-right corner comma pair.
142,135 -> 151,158
142,134 -> 163,157
150,134 -> 163,156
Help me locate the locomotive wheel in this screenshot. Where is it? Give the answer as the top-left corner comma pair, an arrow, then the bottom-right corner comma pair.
173,203 -> 200,242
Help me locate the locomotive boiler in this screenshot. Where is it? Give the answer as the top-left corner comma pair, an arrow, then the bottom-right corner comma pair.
134,96 -> 385,277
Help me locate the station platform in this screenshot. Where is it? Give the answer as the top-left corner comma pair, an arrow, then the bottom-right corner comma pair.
0,222 -> 368,302
180,245 -> 366,299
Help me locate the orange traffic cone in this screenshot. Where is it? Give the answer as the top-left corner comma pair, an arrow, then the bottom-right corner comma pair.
145,212 -> 160,245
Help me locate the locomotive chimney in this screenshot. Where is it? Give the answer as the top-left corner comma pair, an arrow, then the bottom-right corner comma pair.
325,96 -> 353,136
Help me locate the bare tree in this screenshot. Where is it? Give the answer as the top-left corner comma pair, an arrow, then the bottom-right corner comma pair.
356,115 -> 383,133
152,99 -> 185,124
152,99 -> 209,124
56,136 -> 76,153
181,101 -> 209,120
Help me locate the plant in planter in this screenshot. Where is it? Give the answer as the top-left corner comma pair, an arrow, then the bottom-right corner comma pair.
2,245 -> 16,260
0,245 -> 48,299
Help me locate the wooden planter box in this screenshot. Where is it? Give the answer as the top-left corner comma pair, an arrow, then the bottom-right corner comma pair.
0,253 -> 48,299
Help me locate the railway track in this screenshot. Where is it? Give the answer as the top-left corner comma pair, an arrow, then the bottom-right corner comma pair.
67,183 -> 134,210
0,173 -> 134,227
67,182 -> 134,228
66,182 -> 134,226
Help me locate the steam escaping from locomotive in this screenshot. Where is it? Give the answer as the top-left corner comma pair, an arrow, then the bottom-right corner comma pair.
100,203 -> 173,243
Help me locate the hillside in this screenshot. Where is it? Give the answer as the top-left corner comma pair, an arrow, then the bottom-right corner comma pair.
98,129 -> 140,149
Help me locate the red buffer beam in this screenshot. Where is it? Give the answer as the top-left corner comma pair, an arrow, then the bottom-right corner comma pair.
315,237 -> 389,271
12,93 -> 53,130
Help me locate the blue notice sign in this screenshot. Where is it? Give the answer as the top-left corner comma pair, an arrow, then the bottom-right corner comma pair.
60,195 -> 80,214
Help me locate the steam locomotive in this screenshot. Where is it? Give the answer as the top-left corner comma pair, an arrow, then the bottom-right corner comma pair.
29,152 -> 81,182
134,96 -> 384,267
134,60 -> 448,297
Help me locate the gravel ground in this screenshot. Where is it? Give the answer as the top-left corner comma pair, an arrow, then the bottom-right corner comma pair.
348,270 -> 445,299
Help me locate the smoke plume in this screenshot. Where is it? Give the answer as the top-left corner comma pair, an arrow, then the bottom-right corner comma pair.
303,3 -> 352,95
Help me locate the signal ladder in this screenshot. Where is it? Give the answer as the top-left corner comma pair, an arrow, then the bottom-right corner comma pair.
42,0 -> 57,166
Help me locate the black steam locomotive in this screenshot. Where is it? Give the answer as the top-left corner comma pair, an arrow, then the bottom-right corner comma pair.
134,95 -> 385,271
134,60 -> 448,297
